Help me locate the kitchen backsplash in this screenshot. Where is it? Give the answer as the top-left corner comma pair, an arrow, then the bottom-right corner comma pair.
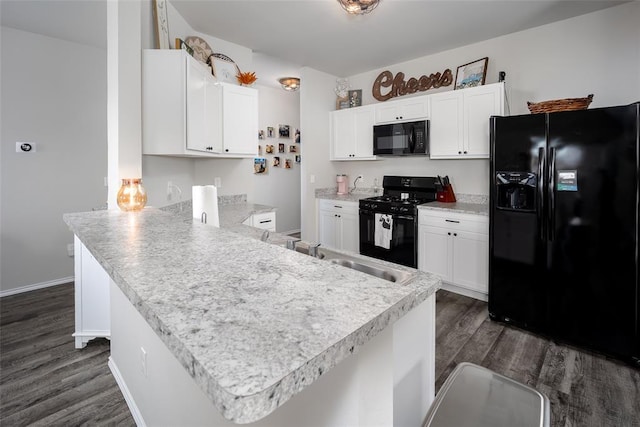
455,194 -> 488,204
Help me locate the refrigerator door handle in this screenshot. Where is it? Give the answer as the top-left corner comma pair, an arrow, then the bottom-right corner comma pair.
538,147 -> 545,241
549,147 -> 556,241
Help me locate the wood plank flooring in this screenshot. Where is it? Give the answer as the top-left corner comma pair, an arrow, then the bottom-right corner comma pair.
1,284 -> 638,426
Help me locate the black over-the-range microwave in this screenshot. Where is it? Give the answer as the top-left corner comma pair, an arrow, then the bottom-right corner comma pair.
373,119 -> 429,156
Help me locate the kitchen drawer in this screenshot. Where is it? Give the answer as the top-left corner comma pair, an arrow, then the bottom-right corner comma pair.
418,210 -> 488,234
318,199 -> 358,213
243,211 -> 276,231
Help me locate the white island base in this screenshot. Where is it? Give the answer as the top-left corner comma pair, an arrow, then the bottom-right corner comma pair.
108,282 -> 436,427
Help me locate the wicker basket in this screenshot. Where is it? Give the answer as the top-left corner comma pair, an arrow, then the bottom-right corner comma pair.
527,94 -> 594,114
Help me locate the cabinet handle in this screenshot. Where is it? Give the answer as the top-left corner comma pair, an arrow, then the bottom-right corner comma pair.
445,219 -> 460,223
458,151 -> 462,154
463,151 -> 468,154
259,220 -> 272,224
334,205 -> 342,208
225,149 -> 229,152
453,233 -> 457,237
448,232 -> 451,235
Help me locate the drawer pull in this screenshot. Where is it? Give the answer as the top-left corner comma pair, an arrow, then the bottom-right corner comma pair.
334,205 -> 343,208
445,219 -> 460,223
259,220 -> 272,224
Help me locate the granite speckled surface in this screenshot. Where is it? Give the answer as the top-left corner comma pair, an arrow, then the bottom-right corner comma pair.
64,203 -> 440,424
418,201 -> 489,216
315,187 -> 377,203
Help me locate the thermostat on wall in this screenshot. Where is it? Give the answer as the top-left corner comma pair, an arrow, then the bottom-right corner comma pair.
16,142 -> 37,153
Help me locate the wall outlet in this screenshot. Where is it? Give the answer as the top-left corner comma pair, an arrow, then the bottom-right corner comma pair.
66,243 -> 74,257
140,347 -> 147,377
310,174 -> 316,184
214,177 -> 222,187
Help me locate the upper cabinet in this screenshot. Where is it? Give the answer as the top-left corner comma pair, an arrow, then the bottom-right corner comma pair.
429,82 -> 504,159
375,96 -> 429,124
142,49 -> 257,158
330,105 -> 376,161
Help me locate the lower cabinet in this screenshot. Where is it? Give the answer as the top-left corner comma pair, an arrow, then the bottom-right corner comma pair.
418,210 -> 488,300
242,211 -> 277,232
318,199 -> 359,252
74,236 -> 110,348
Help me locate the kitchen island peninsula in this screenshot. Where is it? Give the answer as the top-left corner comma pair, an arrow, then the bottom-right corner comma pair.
64,205 -> 440,426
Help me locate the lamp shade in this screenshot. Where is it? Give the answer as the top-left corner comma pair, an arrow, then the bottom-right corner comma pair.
278,77 -> 300,91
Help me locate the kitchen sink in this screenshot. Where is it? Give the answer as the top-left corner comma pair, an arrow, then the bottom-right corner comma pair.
287,241 -> 414,284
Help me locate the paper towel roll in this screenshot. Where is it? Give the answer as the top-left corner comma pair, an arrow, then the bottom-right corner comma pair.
192,185 -> 220,227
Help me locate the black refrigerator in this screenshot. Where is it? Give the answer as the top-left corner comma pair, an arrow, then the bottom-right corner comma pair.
489,103 -> 639,365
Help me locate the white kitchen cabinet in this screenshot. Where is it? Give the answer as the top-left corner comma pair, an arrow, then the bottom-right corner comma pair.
429,82 -> 504,159
330,106 -> 376,160
318,199 -> 359,252
142,49 -> 257,158
242,211 -> 276,232
73,236 -> 110,349
374,96 -> 429,124
418,210 -> 488,300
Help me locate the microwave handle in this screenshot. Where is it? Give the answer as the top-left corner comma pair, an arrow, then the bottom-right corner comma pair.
408,125 -> 415,153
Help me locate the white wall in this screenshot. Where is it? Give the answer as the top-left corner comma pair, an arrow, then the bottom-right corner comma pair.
0,27 -> 107,294
193,85 -> 301,233
299,67 -> 341,241
300,2 -> 639,241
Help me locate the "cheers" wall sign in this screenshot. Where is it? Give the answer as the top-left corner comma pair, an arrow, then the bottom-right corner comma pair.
372,69 -> 453,102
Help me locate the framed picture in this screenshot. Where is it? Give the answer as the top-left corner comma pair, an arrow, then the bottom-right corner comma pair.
295,129 -> 300,143
348,90 -> 362,108
258,130 -> 265,140
254,158 -> 267,174
265,144 -> 274,154
273,156 -> 281,167
153,0 -> 170,49
285,159 -> 292,169
209,53 -> 240,84
336,96 -> 350,110
289,145 -> 297,153
295,155 -> 301,163
279,125 -> 290,138
454,57 -> 488,90
258,145 -> 262,155
267,127 -> 275,138
278,143 -> 285,153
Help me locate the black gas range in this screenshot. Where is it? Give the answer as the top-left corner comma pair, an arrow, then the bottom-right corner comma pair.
359,176 -> 438,268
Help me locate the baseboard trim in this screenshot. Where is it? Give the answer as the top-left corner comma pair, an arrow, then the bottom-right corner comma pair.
439,282 -> 488,302
108,357 -> 146,427
0,276 -> 74,298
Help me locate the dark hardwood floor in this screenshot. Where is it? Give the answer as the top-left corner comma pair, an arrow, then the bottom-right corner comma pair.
1,284 -> 638,426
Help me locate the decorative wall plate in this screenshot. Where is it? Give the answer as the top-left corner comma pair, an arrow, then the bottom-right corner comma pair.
184,36 -> 213,65
209,53 -> 241,84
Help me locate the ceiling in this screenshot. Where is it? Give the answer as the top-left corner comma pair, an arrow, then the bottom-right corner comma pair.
0,0 -> 626,77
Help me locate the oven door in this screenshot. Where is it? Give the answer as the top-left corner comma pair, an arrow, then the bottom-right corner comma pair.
359,209 -> 417,268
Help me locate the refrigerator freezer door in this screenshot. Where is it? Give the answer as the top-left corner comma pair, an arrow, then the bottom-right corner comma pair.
547,105 -> 638,359
489,114 -> 549,331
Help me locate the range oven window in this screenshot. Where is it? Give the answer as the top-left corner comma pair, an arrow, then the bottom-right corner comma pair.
359,209 -> 417,268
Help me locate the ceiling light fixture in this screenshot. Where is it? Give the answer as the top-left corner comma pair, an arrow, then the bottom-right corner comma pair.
278,77 -> 300,92
337,0 -> 380,15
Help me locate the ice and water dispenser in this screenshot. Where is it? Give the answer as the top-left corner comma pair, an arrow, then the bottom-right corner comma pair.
495,172 -> 537,211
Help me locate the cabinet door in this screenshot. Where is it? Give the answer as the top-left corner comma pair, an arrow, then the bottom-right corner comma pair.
451,230 -> 488,293
331,109 -> 355,159
186,58 -> 211,152
223,84 -> 258,155
318,209 -> 338,249
353,107 -> 375,158
399,98 -> 429,121
338,211 -> 360,253
463,84 -> 503,158
375,101 -> 402,124
429,91 -> 463,158
418,226 -> 451,282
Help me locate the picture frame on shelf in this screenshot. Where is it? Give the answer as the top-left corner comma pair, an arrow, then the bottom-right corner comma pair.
208,53 -> 240,84
336,96 -> 350,110
348,89 -> 362,107
153,0 -> 170,49
454,57 -> 488,90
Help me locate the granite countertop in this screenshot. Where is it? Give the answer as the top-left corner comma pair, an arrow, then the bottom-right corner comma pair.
315,187 -> 377,203
63,202 -> 440,424
418,201 -> 489,216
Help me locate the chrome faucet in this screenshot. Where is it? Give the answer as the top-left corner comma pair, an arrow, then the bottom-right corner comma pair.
308,242 -> 321,257
201,212 -> 207,224
260,230 -> 270,242
286,239 -> 300,250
